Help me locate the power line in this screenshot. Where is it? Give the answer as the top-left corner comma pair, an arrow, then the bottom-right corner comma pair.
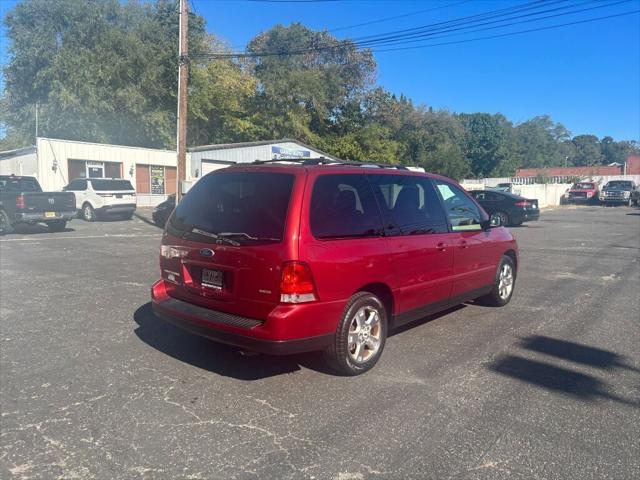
193,0 -> 633,58
194,0 -> 556,57
373,8 -> 639,53
349,0 -> 630,49
328,0 -> 474,33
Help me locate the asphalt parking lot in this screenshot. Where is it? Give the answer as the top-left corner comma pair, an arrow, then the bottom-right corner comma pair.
1,206 -> 639,479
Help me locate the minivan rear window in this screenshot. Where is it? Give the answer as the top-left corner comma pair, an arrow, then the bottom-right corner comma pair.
167,172 -> 294,245
91,180 -> 134,191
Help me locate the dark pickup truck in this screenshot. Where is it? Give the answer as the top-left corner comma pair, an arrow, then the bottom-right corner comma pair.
0,175 -> 76,235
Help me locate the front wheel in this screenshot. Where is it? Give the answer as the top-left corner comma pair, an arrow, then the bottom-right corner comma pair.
324,292 -> 388,376
479,255 -> 516,307
0,210 -> 13,235
47,220 -> 67,232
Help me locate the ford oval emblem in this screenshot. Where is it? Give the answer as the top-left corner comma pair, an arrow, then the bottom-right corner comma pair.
199,249 -> 214,257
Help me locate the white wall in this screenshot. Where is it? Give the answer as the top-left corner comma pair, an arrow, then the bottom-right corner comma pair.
511,184 -> 572,207
0,151 -> 38,177
35,138 -> 190,206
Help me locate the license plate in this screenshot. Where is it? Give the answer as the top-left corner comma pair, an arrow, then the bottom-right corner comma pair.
201,268 -> 223,289
116,194 -> 123,198
45,211 -> 56,218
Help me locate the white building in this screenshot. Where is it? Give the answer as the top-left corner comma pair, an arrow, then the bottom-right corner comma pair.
1,137 -> 334,205
189,138 -> 335,179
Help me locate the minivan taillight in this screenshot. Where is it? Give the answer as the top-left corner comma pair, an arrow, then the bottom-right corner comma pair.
280,261 -> 317,304
514,201 -> 530,207
16,194 -> 26,209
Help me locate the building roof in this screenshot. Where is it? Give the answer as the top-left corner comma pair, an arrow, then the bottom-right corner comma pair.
0,146 -> 36,159
515,166 -> 622,177
188,138 -> 338,159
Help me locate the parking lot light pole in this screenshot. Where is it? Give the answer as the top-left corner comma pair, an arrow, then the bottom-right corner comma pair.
176,0 -> 189,201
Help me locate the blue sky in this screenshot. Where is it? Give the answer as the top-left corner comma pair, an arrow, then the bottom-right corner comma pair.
2,0 -> 639,140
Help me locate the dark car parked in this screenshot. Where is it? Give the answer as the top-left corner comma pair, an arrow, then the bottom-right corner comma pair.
152,194 -> 176,227
469,190 -> 539,227
0,175 -> 76,235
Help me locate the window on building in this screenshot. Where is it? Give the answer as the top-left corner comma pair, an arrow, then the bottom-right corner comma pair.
68,160 -> 122,181
135,165 -> 176,195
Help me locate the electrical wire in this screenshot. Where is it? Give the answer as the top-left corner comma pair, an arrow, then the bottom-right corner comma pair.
193,0 -> 633,58
328,0 -> 474,33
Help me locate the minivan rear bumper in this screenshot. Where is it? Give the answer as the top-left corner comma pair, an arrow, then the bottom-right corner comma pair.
151,280 -> 335,355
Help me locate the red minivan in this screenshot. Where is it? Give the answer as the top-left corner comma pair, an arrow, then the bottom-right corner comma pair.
151,161 -> 519,375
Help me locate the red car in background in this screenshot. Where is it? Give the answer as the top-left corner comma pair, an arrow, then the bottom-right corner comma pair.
561,181 -> 600,205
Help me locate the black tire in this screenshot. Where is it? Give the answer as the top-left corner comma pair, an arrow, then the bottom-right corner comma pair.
478,255 -> 516,307
0,210 -> 14,236
490,211 -> 509,227
323,292 -> 388,376
82,203 -> 96,222
47,220 -> 67,232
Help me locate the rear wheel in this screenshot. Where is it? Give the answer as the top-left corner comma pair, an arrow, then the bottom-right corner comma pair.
82,203 -> 96,222
0,210 -> 13,235
324,292 -> 387,376
479,255 -> 516,307
47,220 -> 67,232
490,211 -> 509,227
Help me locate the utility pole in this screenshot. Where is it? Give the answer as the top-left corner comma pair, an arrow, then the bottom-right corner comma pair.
176,0 -> 189,201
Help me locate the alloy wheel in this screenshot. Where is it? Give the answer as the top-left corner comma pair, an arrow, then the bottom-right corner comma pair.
347,306 -> 382,364
498,263 -> 514,300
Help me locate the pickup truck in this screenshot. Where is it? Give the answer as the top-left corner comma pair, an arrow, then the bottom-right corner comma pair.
599,180 -> 637,206
0,175 -> 76,235
560,181 -> 600,205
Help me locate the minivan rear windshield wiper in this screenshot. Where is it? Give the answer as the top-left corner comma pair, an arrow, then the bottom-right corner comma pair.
217,232 -> 281,242
185,228 -> 240,246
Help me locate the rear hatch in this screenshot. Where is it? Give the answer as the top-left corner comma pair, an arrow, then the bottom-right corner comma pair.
90,179 -> 136,205
160,169 -> 300,320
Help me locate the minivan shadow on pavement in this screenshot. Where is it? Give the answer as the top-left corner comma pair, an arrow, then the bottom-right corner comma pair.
133,303 -> 335,379
488,336 -> 639,406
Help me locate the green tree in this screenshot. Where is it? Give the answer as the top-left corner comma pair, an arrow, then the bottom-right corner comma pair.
1,0 -> 207,148
571,134 -> 603,166
458,113 -> 514,177
246,23 -> 376,142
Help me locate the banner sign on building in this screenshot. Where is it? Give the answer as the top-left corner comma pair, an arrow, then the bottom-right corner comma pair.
150,165 -> 165,194
271,146 -> 311,160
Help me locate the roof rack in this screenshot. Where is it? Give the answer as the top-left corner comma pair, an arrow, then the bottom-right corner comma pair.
250,157 -> 412,170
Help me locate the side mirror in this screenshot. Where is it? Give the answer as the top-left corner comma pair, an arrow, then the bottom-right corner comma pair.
482,216 -> 501,230
481,219 -> 493,231
62,186 -> 68,191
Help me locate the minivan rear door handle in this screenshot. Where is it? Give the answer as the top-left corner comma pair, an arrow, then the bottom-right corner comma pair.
460,240 -> 468,249
436,242 -> 447,252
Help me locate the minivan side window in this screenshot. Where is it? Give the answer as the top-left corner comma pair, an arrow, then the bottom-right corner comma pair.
368,175 -> 448,235
310,174 -> 383,239
432,180 -> 483,231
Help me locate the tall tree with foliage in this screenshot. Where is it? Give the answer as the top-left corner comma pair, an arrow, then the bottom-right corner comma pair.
1,0 -> 209,148
246,23 -> 376,143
